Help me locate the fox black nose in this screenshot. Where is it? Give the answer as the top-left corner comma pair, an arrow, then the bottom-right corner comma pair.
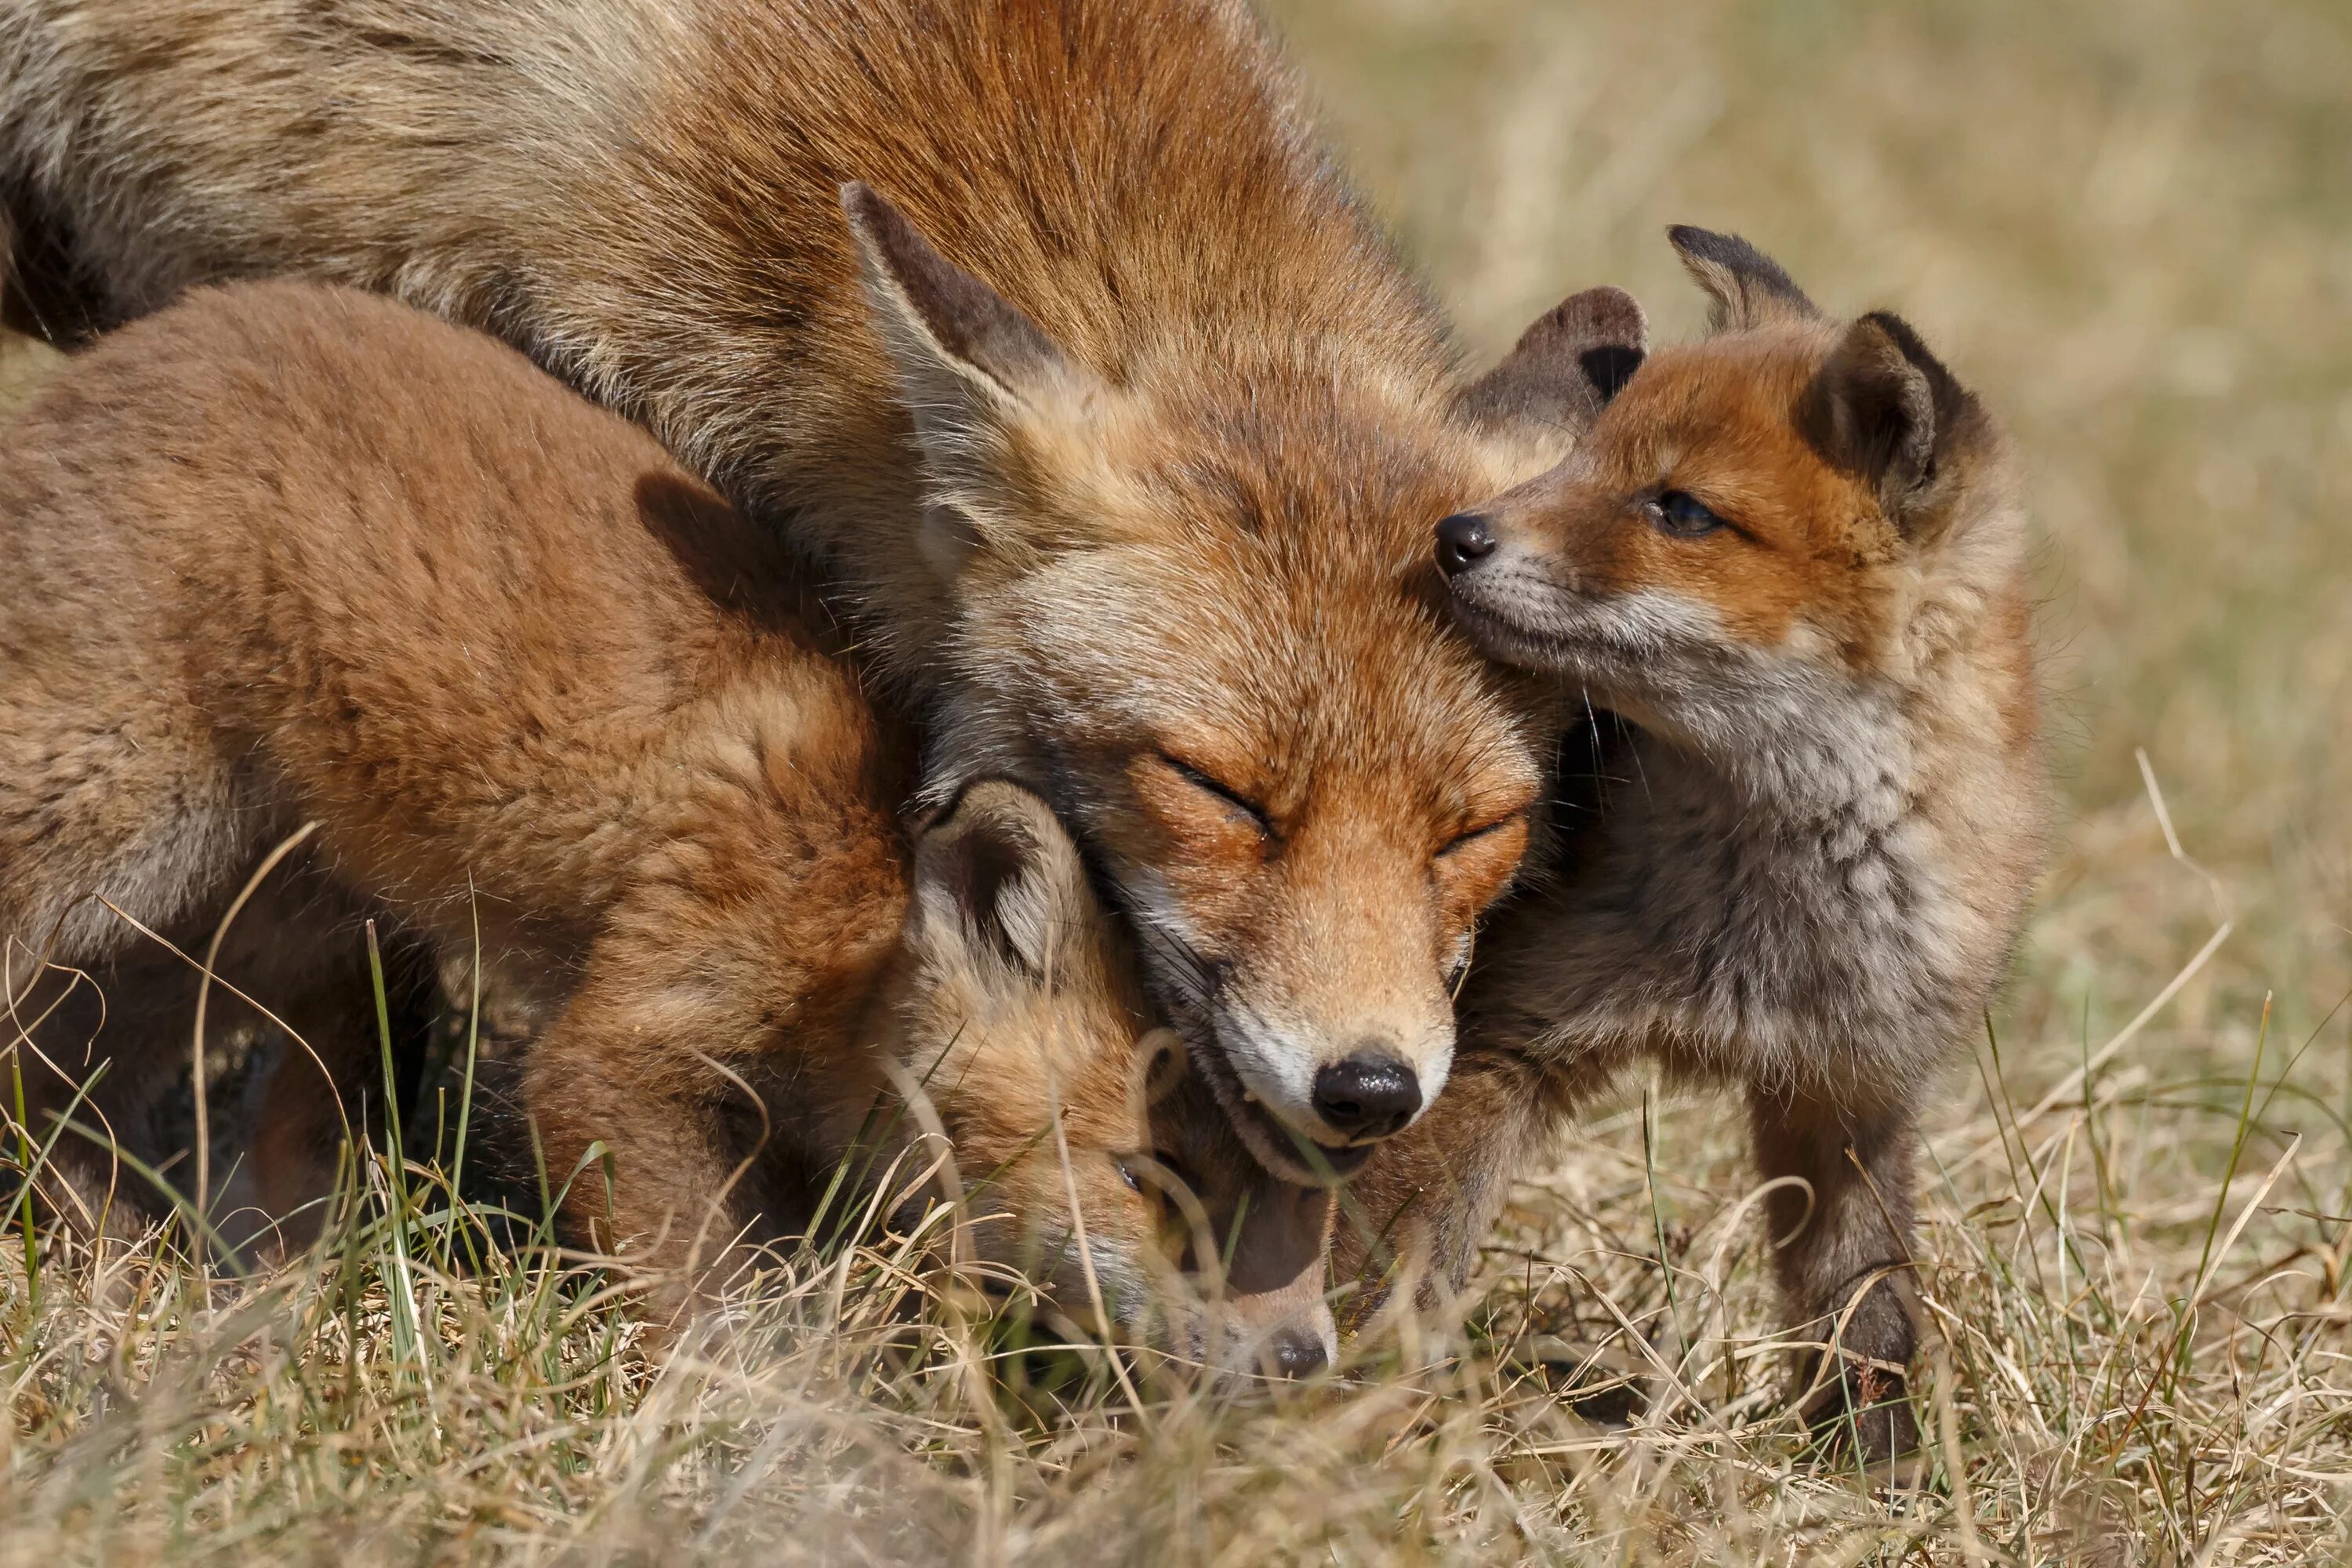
1312,1054 -> 1421,1142
1436,512 -> 1496,577
1265,1327 -> 1329,1378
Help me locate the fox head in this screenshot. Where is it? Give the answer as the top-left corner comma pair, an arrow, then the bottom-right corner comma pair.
840,185 -> 1617,1179
884,780 -> 1335,1378
1435,227 -> 2024,771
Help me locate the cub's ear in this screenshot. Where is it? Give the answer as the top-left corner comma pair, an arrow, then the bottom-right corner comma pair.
840,183 -> 1103,571
908,779 -> 1102,992
1667,225 -> 1818,332
1802,310 -> 1991,539
1461,285 -> 1648,440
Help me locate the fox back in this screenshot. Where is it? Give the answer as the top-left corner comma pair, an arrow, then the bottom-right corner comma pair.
0,281 -> 1330,1370
0,0 -> 1635,1178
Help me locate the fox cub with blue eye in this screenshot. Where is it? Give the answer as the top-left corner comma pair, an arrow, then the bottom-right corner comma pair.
1351,228 -> 2047,1457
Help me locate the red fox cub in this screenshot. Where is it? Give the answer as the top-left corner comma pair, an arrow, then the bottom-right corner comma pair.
0,281 -> 1332,1374
0,0 -> 1617,1181
1353,230 -> 2046,1453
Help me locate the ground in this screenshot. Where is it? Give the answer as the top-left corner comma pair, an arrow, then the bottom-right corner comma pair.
4,0 -> 2350,1561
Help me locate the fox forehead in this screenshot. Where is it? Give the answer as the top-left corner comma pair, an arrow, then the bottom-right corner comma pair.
999,539 -> 1543,812
920,974 -> 1150,1149
1585,332 -> 1887,557
1510,331 -> 1910,655
951,363 -> 1548,828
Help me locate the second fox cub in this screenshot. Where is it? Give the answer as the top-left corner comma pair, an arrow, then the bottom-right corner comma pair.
1352,230 -> 2046,1454
0,282 -> 1331,1373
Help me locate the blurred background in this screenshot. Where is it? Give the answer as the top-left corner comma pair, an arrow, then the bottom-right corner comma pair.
2,2 -> 2347,1555
1265,0 -> 2352,1171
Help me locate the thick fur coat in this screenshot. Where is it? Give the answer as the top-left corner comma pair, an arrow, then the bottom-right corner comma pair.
0,0 -> 1606,1178
0,281 -> 1332,1370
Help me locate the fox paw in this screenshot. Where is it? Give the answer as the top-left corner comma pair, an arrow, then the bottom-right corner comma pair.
1802,1356 -> 1922,1463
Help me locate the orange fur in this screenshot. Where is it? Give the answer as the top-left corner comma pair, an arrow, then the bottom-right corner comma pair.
0,0 -> 1617,1174
0,282 -> 1331,1370
1356,234 -> 2048,1457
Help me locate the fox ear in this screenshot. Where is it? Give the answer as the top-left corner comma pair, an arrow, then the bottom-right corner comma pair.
909,779 -> 1102,993
1802,310 -> 1989,539
841,183 -> 1101,572
1461,285 -> 1648,440
1668,225 -> 1818,332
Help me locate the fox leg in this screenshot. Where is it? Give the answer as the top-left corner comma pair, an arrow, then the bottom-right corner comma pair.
2,944 -> 218,1241
517,930 -> 789,1320
248,933 -> 441,1253
1747,1085 -> 1923,1459
1330,1048 -> 1559,1329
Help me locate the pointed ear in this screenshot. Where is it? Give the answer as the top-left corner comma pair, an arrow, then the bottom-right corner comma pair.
1461,285 -> 1648,438
1667,225 -> 1818,331
841,183 -> 1101,570
908,779 -> 1102,992
1802,310 -> 1991,538
841,181 -> 1073,407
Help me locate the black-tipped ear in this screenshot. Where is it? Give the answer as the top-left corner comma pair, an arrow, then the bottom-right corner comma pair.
910,779 -> 1098,985
1461,285 -> 1649,437
1802,310 -> 1987,535
1667,225 -> 1818,332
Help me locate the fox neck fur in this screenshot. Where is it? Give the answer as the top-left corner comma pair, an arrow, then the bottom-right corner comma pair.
1510,563 -> 2038,1106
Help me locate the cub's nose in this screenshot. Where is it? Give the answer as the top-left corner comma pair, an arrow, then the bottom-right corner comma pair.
1312,1054 -> 1422,1142
1264,1327 -> 1329,1378
1435,512 -> 1497,577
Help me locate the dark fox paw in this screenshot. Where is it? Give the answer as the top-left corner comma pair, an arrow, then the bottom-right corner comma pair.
1802,1357 -> 1922,1463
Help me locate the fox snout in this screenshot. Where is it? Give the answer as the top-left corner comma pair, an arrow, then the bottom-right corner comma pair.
1434,510 -> 1498,577
1436,504 -> 1580,650
1201,959 -> 1456,1179
1432,487 -> 1621,673
1312,1054 -> 1422,1142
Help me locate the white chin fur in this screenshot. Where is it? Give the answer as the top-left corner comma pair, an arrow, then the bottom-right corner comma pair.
1212,1000 -> 1452,1146
1207,1004 -> 1327,1138
1449,565 -> 1726,673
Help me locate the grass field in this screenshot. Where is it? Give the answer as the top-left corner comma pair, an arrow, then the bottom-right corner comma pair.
6,0 -> 2352,1561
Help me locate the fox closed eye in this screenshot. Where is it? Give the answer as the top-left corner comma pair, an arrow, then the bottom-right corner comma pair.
1160,754 -> 1273,837
1439,814 -> 1521,857
1646,490 -> 1729,539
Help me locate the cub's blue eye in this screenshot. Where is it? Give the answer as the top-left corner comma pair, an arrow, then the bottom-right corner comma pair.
1652,491 -> 1726,538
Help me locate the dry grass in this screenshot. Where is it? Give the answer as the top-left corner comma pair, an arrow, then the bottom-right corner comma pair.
6,0 -> 2352,1560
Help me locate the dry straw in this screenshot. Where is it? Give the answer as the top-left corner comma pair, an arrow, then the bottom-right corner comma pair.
7,0 -> 2352,1558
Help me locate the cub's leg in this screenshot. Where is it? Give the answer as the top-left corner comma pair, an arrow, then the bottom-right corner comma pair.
248,932 -> 442,1252
516,907 -> 823,1319
1,662 -> 254,1234
2,943 -> 219,1239
1748,1085 -> 1923,1458
1330,1048 -> 1561,1327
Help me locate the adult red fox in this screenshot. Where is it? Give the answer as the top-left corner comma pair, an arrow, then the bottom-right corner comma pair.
1348,230 -> 2047,1454
0,0 -> 1614,1178
0,281 -> 1333,1374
